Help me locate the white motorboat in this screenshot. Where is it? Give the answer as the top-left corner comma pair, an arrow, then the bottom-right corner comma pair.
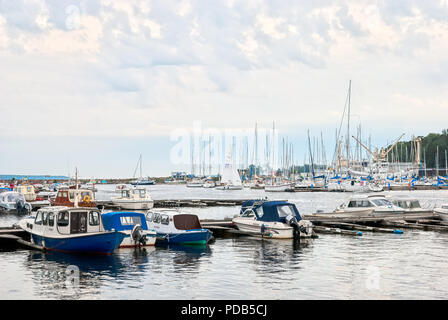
186,179 -> 204,188
434,205 -> 448,222
202,180 -> 216,188
386,195 -> 430,213
232,200 -> 315,239
333,194 -> 404,216
264,183 -> 292,192
111,187 -> 154,210
0,192 -> 32,214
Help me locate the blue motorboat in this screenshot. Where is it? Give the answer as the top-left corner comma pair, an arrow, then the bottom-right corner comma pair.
18,206 -> 126,254
145,209 -> 213,245
102,211 -> 157,247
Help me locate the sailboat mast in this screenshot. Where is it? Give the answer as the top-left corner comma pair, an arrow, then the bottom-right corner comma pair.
346,80 -> 351,170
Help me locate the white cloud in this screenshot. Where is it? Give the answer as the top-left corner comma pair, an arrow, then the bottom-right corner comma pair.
0,0 -> 447,176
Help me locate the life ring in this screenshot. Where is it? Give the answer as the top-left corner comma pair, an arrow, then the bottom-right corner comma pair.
83,195 -> 91,203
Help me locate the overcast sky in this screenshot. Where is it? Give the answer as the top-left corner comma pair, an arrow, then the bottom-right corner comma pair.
1,0 -> 447,178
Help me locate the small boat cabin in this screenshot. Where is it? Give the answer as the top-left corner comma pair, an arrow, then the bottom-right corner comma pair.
28,207 -> 105,235
51,188 -> 96,207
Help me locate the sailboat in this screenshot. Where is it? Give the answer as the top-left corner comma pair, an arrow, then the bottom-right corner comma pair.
216,150 -> 243,190
131,154 -> 155,186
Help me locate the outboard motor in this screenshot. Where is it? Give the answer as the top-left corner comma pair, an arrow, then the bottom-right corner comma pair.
16,199 -> 28,215
285,214 -> 313,238
131,224 -> 147,246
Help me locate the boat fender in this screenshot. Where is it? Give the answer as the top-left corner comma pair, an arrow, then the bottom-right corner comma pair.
83,195 -> 91,203
393,229 -> 403,234
261,224 -> 266,234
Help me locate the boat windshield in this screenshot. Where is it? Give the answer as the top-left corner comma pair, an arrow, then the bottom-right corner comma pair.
277,205 -> 297,218
372,199 -> 393,207
409,200 -> 421,208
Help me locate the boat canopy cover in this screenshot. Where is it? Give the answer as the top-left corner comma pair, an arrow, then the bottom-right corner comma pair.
102,212 -> 148,231
173,214 -> 202,230
240,200 -> 302,223
0,192 -> 25,202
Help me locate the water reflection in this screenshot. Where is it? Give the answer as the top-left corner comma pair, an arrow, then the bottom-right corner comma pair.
24,247 -> 154,299
249,238 -> 313,274
157,244 -> 212,272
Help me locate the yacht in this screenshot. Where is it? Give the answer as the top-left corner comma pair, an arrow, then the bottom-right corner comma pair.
232,200 -> 315,239
111,187 -> 154,210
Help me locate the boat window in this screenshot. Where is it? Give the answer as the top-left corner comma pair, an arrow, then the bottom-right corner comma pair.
57,211 -> 69,227
277,205 -> 296,218
146,212 -> 153,222
27,187 -> 32,192
160,214 -> 169,225
89,211 -> 100,226
42,211 -> 48,226
409,201 -> 421,209
372,199 -> 392,206
139,189 -> 146,198
35,211 -> 43,225
255,206 -> 266,218
442,205 -> 448,209
360,200 -> 371,207
69,192 -> 75,200
81,192 -> 91,199
120,216 -> 142,226
153,213 -> 161,224
241,209 -> 255,217
62,191 -> 68,198
348,201 -> 357,208
121,190 -> 130,198
48,212 -> 55,227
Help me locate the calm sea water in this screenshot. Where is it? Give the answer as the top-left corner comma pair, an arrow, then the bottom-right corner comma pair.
1,185 -> 448,300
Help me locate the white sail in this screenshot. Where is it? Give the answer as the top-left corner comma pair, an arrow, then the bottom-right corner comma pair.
220,151 -> 242,187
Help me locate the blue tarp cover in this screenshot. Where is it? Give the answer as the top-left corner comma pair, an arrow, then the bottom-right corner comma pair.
102,212 -> 148,231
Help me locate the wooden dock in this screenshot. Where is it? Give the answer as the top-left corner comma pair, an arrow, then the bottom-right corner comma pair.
96,198 -> 287,209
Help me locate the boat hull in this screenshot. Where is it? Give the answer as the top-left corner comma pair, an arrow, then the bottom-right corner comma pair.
111,200 -> 154,210
156,229 -> 212,245
434,209 -> 448,222
232,219 -> 294,239
30,232 -> 126,254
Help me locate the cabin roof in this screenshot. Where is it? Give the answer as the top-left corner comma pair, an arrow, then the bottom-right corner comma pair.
240,200 -> 302,222
102,211 -> 148,231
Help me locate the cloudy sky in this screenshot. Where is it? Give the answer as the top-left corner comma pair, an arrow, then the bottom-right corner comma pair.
0,0 -> 447,178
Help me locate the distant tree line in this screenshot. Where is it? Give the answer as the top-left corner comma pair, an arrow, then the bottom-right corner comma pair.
387,130 -> 448,169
